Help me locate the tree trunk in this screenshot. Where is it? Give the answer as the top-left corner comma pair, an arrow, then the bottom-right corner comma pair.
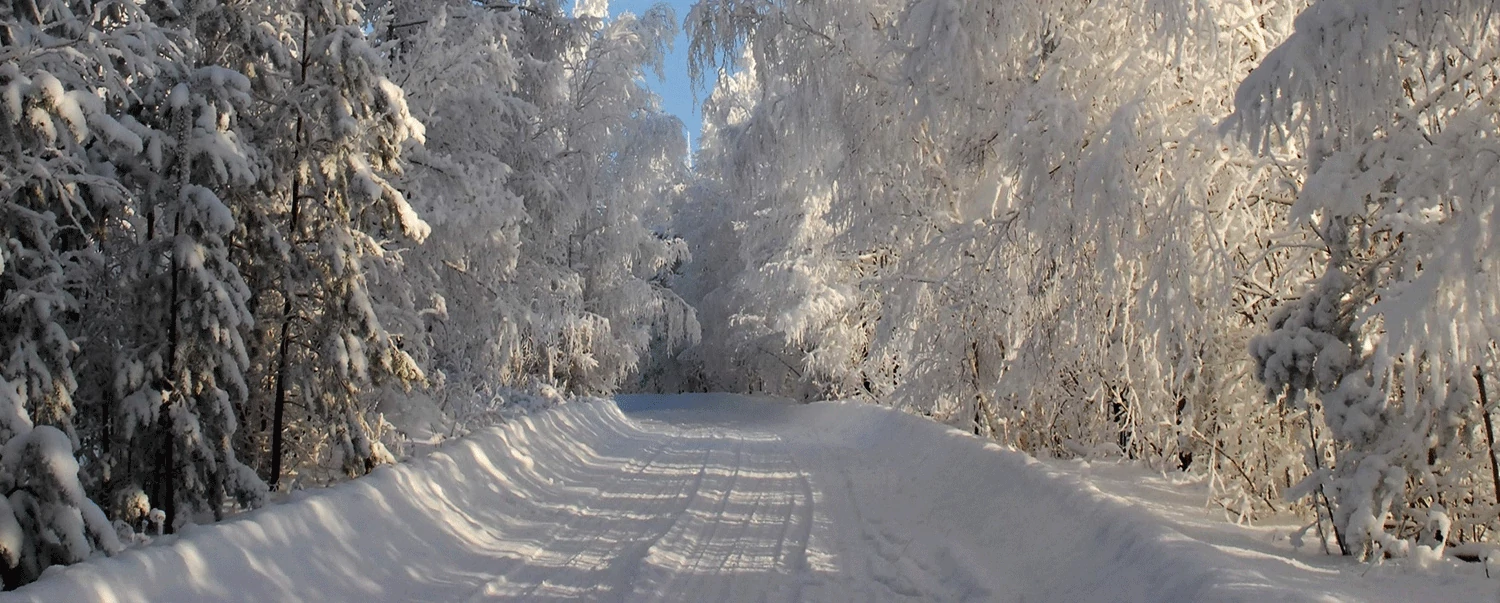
1302,399 -> 1348,556
158,211 -> 183,534
155,405 -> 175,534
268,162 -> 303,490
268,13 -> 312,491
1478,367 -> 1499,507
1175,396 -> 1193,471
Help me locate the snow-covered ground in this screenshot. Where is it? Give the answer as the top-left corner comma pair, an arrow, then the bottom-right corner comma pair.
6,394 -> 1494,602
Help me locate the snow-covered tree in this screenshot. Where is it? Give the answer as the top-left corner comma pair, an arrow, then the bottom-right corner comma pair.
676,0 -> 1323,525
246,0 -> 430,488
104,55 -> 271,535
0,0 -> 163,580
384,0 -> 697,414
678,0 -> 1500,558
371,2 -> 536,426
555,2 -> 699,393
1238,0 -> 1500,558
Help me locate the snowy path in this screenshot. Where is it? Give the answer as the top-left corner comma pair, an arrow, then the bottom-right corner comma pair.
6,394 -> 1492,602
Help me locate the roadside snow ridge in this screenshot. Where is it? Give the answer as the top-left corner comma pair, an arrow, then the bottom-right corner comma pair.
8,394 -> 1359,602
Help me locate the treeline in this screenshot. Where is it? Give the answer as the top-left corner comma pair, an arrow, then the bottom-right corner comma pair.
676,0 -> 1500,560
0,0 -> 694,586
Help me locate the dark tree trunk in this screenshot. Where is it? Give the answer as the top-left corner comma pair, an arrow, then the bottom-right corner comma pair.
1175,396 -> 1193,471
157,211 -> 183,534
268,164 -> 303,490
268,13 -> 312,491
1478,367 -> 1499,507
1302,400 -> 1348,556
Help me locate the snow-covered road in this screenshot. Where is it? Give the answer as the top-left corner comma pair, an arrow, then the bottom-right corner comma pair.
6,395 -> 1491,602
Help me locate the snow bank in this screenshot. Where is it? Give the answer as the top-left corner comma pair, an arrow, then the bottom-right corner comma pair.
4,395 -> 1485,602
782,401 -> 1349,602
4,401 -> 641,602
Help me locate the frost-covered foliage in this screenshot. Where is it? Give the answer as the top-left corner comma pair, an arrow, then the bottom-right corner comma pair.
0,0 -> 691,587
238,0 -> 432,488
680,0 -> 1302,432
385,0 -> 697,408
1235,0 -> 1500,559
0,0 -> 164,583
98,0 -> 276,534
555,2 -> 700,393
677,0 -> 1500,558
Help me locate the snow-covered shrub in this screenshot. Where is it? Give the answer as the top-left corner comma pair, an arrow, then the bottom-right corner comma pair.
1234,0 -> 1500,558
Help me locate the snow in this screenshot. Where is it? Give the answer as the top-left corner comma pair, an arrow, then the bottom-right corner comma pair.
6,394 -> 1494,602
0,497 -> 22,567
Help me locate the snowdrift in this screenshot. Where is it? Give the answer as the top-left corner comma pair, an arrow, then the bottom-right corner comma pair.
778,401 -> 1348,602
2,395 -> 1465,602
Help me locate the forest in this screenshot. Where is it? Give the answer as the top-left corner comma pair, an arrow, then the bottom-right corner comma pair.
2,0 -> 1498,588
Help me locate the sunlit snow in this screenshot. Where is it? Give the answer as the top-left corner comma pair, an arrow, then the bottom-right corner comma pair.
9,395 -> 1492,602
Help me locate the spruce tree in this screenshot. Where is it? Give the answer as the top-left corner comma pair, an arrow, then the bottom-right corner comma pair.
252,0 -> 429,487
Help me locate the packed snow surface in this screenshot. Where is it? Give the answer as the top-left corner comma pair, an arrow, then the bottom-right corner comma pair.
7,394 -> 1493,602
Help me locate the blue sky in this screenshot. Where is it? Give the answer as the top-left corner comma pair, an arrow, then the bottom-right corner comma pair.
601,0 -> 707,148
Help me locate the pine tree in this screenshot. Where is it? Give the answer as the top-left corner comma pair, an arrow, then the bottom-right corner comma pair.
105,59 -> 272,534
0,0 -> 166,581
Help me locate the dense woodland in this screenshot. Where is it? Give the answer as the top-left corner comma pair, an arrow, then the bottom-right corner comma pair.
1,0 -> 696,585
1,0 -> 1498,588
675,0 -> 1500,563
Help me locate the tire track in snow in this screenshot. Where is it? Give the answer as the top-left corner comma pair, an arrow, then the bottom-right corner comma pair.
464,436 -> 712,601
6,394 -> 1387,603
625,426 -> 814,601
773,440 -> 816,574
